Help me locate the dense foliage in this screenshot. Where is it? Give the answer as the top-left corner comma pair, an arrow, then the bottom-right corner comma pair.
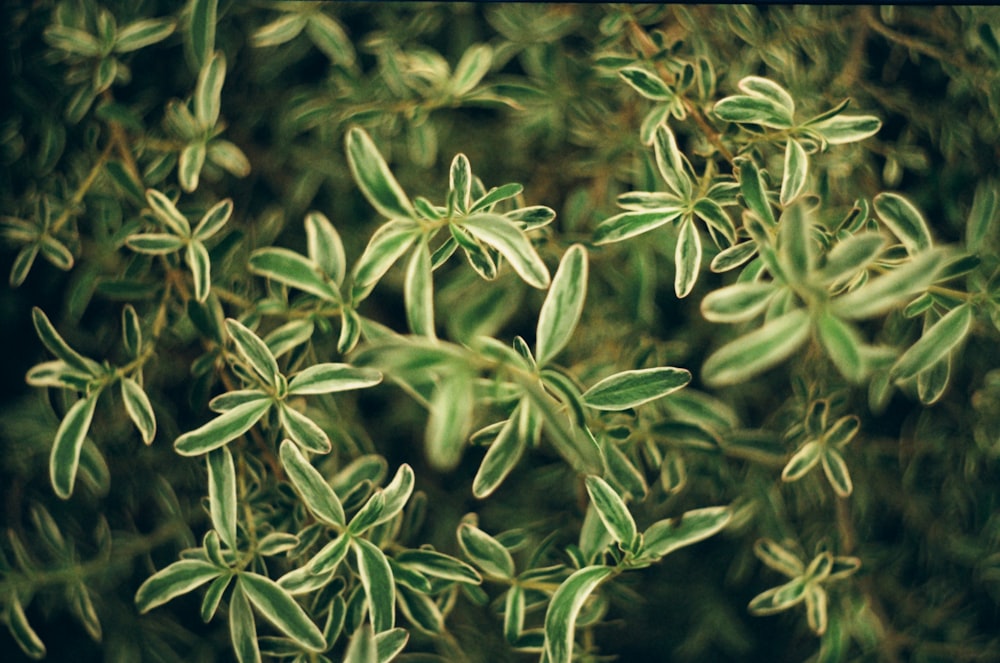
2,2 -> 1000,662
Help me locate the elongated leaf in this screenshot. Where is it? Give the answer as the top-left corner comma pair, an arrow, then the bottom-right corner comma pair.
207,139 -> 251,177
778,202 -> 813,280
693,197 -> 736,245
618,66 -> 673,101
32,307 -> 97,374
288,363 -> 382,396
737,159 -> 775,226
472,410 -> 525,499
239,573 -> 325,651
375,628 -> 409,663
351,221 -> 419,300
818,232 -> 884,284
458,523 -> 515,578
584,476 -> 637,549
307,534 -> 351,577
700,282 -> 775,323
711,240 -> 759,273
806,114 -> 881,145
781,139 -> 808,205
44,25 -> 100,56
174,398 -> 271,456
739,76 -> 794,116
583,366 -> 690,412
805,584 -> 829,634
404,240 -> 435,337
305,211 -> 346,285
265,319 -> 314,359
306,12 -> 355,64
653,125 -> 693,199
754,539 -> 804,577
816,312 -> 866,382
115,18 -> 175,53
451,44 -> 492,97
470,182 -> 523,213
353,538 -> 396,632
50,391 -> 101,499
207,447 -> 238,548
675,216 -> 701,298
189,0 -> 217,68
121,377 -> 156,444
126,233 -> 185,254
543,566 -> 614,663
593,209 -> 682,245
8,593 -> 46,659
346,127 -> 414,220
831,249 -> 944,319
782,441 -> 822,482
186,240 -> 211,302
344,624 -> 377,663
966,179 -> 997,252
179,141 -> 206,192
278,403 -> 330,454
210,389 -> 269,413
193,198 -> 233,241
702,308 -> 811,386
201,573 -> 232,623
146,189 -> 190,236
873,193 -> 932,255
449,154 -> 473,213
536,245 -> 588,366
821,448 -> 853,497
425,375 -> 474,471
462,213 -> 550,289
394,549 -> 481,584
714,95 -> 793,128
229,582 -> 260,663
248,248 -> 339,301
371,463 -> 414,528
225,318 -> 280,388
135,559 -> 222,613
891,304 -> 972,382
195,51 -> 225,129
638,506 -> 732,561
748,579 -> 807,615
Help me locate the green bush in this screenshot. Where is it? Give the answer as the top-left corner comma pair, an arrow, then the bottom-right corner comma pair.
3,2 -> 1000,661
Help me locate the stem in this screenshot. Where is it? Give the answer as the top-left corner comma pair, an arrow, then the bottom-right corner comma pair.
49,141 -> 115,234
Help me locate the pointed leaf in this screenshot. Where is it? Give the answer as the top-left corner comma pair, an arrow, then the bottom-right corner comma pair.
50,391 -> 101,499
536,244 -> 588,366
207,447 -> 238,548
738,76 -> 794,116
639,506 -> 732,561
891,304 -> 971,382
288,363 -> 382,395
229,582 -> 260,663
653,125 -> 693,198
543,566 -> 614,663
344,624 -> 377,663
189,0 -> 217,68
472,411 -> 526,499
346,127 -> 415,220
371,463 -> 414,528
618,66 -> 673,101
449,154 -> 473,213
115,18 -> 175,53
32,307 -> 98,374
782,441 -> 822,482
225,318 -> 281,388
700,282 -> 775,323
583,367 -> 690,411
816,312 -> 866,382
674,216 -> 701,298
821,448 -> 853,497
351,221 -> 419,300
195,51 -> 226,129
135,559 -> 222,613
404,240 -> 435,337
305,211 -> 346,285
394,549 -> 481,584
780,139 -> 809,205
307,534 -> 351,577
179,141 -> 206,192
832,249 -> 944,319
584,476 -> 637,549
458,523 -> 515,579
702,308 -> 811,386
737,159 -> 775,226
174,398 -> 271,456
714,95 -> 793,128
874,193 -> 932,255
353,538 -> 396,633
754,539 -> 804,577
121,377 -> 156,444
451,44 -> 493,97
278,403 -> 331,454
462,213 -> 550,289
818,232 -> 884,284
807,114 -> 881,144
593,209 -> 682,244
248,248 -> 339,301
193,198 -> 233,241
239,573 -> 325,651
748,578 -> 807,615
186,240 -> 211,302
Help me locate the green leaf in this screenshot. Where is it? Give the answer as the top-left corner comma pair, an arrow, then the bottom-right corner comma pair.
584,476 -> 637,549
748,578 -> 807,615
693,197 -> 736,245
305,211 -> 347,285
346,127 -> 415,220
782,441 -> 822,482
371,463 -> 415,528
462,213 -> 550,289
817,232 -> 884,284
239,572 -> 326,651
265,319 -> 314,359
821,448 -> 853,497
806,114 -> 881,145
179,141 -> 206,192
449,154 -> 473,213
873,193 -> 933,255
252,14 -> 307,48
307,534 -> 351,577
351,221 -> 420,300
375,627 -> 409,663
754,539 -> 804,577
122,304 -> 142,356
349,491 -> 386,536
535,244 -> 588,366
353,538 -> 396,633
700,282 -> 775,323
450,43 -> 493,96
207,447 -> 238,549
126,233 -> 185,254
7,593 -> 46,659
710,240 -> 759,273
248,247 -> 340,301
10,244 -> 38,287
458,523 -> 515,579
229,582 -> 260,663
195,51 -> 225,129
404,240 -> 435,337
193,198 -> 233,241
966,179 -> 997,252
504,585 -> 525,644
593,209 -> 683,244
714,94 -> 793,129
738,76 -> 794,117
831,249 -> 944,319
582,367 -> 690,411
188,0 -> 217,69
394,549 -> 481,584
135,559 -> 222,613
32,307 -> 98,374
50,390 -> 101,499
225,318 -> 281,388
288,363 -> 382,395
470,182 -> 523,213
425,376 -> 474,471
472,410 -> 526,499
210,389 -> 269,413
778,202 -> 813,280
543,566 -> 614,663
805,584 -> 829,634
653,125 -> 693,199
675,216 -> 702,298
737,158 -> 775,226
174,398 -> 271,456
638,506 -> 732,561
146,189 -> 191,236
186,240 -> 211,302
618,66 -> 674,101
816,312 -> 866,382
115,18 -> 175,52
278,403 -> 330,454
207,140 -> 251,177
44,25 -> 101,56
201,573 -> 232,623
39,236 -> 74,271
306,13 -> 355,64
702,308 -> 811,386
780,139 -> 809,205
891,304 -> 972,382
344,624 -> 377,663
121,377 -> 156,445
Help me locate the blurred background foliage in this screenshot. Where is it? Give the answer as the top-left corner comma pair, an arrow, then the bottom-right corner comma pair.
1,2 -> 1000,662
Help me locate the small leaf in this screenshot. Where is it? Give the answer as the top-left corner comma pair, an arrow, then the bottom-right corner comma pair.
207,140 -> 251,177
778,201 -> 813,280
737,158 -> 776,226
738,77 -> 794,116
121,377 -> 156,444
193,198 -> 233,241
472,410 -> 526,499
229,582 -> 260,663
344,624 -> 377,663
239,572 -> 326,651
748,579 -> 807,615
44,25 -> 101,56
873,193 -> 933,255
754,539 -> 804,577
225,319 -> 281,388
782,441 -> 822,482
174,399 -> 271,456
179,141 -> 206,192
818,232 -> 885,285
536,244 -> 588,366
115,18 -> 175,53
394,549 -> 481,584
831,249 -> 944,319
189,0 -> 217,69
425,375 -> 474,471
618,66 -> 674,101
8,593 -> 46,659
248,247 -> 340,301
371,463 -> 415,528
146,189 -> 191,236
700,282 -> 775,323
821,448 -> 853,497
702,308 -> 811,386
375,627 -> 408,663
582,367 -> 690,411
126,233 -> 185,254
195,51 -> 226,128
816,312 -> 866,382
351,221 -> 419,300
353,538 -> 396,633
135,559 -> 222,613
307,534 -> 351,577
458,522 -> 515,579
305,13 -> 355,65
693,198 -> 736,245
805,584 -> 829,634
450,44 -> 493,97
638,506 -> 732,561
346,127 -> 415,220
593,209 -> 682,244
278,403 -> 331,454
891,304 -> 972,382
806,114 -> 881,144
780,139 -> 809,205
186,240 -> 211,302
305,211 -> 347,285
653,125 -> 693,199
584,476 -> 637,549
50,391 -> 101,499
543,566 -> 614,663
39,236 -> 74,270
288,363 -> 382,395
674,216 -> 702,298
251,14 -> 307,48
32,307 -> 97,374
462,213 -> 550,289
207,446 -> 238,548
966,179 -> 997,252
714,94 -> 793,129
201,573 -> 232,623
404,240 -> 435,337
710,240 -> 759,273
